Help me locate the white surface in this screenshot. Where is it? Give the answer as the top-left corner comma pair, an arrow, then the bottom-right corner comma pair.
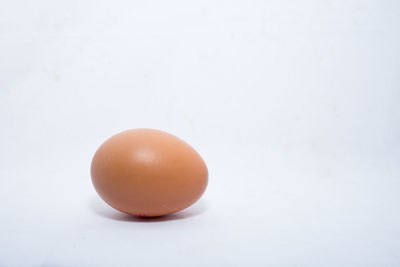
1,0 -> 400,266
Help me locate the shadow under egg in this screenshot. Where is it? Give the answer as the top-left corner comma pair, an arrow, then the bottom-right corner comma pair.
88,195 -> 208,222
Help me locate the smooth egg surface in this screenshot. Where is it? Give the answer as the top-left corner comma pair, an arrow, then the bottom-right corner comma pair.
91,129 -> 208,217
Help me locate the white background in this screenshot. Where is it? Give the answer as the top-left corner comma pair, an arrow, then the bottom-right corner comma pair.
1,0 -> 399,266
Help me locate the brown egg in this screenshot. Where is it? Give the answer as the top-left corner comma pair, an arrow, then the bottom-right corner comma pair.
91,129 -> 208,217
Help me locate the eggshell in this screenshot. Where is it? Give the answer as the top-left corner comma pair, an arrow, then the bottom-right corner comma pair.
91,129 -> 208,217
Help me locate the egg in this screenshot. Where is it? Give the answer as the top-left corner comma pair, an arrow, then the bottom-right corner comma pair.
91,129 -> 208,217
